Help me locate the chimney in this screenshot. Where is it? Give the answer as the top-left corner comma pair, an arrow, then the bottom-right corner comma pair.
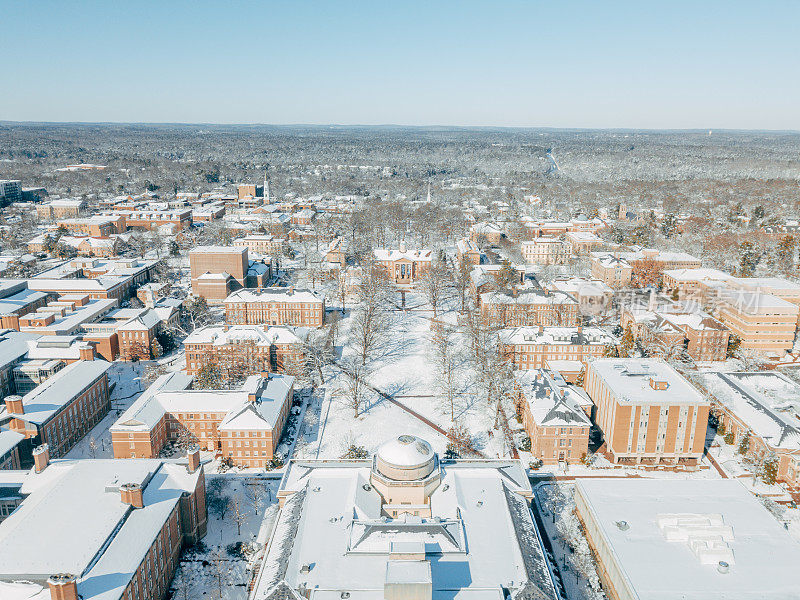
4,395 -> 23,415
538,325 -> 544,335
78,344 -> 96,361
47,573 -> 78,600
545,388 -> 551,398
120,482 -> 144,508
33,444 -> 50,473
288,286 -> 294,295
223,323 -> 229,332
187,445 -> 201,474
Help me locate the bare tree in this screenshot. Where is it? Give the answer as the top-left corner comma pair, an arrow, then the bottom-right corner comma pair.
350,264 -> 390,365
452,257 -> 473,314
88,437 -> 98,459
230,495 -> 248,536
337,358 -> 370,418
303,326 -> 335,384
433,323 -> 458,422
245,481 -> 267,516
209,546 -> 229,600
172,568 -> 195,600
418,262 -> 448,317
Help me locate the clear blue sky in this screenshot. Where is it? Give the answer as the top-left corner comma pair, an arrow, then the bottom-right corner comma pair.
3,0 -> 799,129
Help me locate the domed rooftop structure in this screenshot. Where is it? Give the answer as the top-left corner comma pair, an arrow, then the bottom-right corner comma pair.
374,434 -> 436,481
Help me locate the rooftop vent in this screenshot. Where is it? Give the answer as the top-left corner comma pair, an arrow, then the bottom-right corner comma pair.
615,520 -> 630,531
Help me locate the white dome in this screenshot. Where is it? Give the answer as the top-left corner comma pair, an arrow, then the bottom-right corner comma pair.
375,435 -> 435,481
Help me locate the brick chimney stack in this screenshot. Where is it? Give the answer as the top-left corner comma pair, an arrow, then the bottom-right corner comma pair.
78,344 -> 96,361
187,445 -> 201,474
4,395 -> 23,415
120,482 -> 144,508
33,444 -> 50,473
47,573 -> 78,600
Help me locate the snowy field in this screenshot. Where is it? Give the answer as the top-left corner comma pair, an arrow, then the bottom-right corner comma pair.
292,288 -> 511,459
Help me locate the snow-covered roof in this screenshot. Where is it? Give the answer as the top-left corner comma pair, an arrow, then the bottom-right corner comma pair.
25,336 -> 90,361
703,371 -> 800,451
720,290 -> 798,313
373,248 -> 433,262
499,326 -> 615,346
116,308 -> 162,331
0,330 -> 40,368
0,290 -> 50,317
548,277 -> 613,296
514,370 -> 591,427
376,435 -> 434,469
481,289 -> 577,306
189,245 -> 247,255
661,267 -> 735,282
11,360 -> 111,425
0,429 -> 24,458
252,455 -> 557,600
224,287 -> 324,304
575,479 -> 800,600
184,324 -> 306,347
0,458 -> 202,599
589,358 -> 707,406
111,373 -> 294,433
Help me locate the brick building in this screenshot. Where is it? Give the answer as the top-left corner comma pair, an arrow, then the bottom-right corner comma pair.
546,277 -> 614,316
56,214 -> 126,237
520,237 -> 570,265
224,287 -> 325,327
715,290 -> 798,355
0,288 -> 51,330
584,359 -> 709,468
233,234 -> 286,255
513,369 -> 591,464
480,290 -> 579,328
184,324 -> 307,376
0,430 -> 23,471
499,326 -> 616,371
110,372 -> 294,468
621,300 -> 731,362
564,231 -> 603,255
113,208 -> 192,231
592,249 -> 702,288
374,246 -> 433,285
190,246 -> 272,301
456,238 -> 481,266
703,370 -> 800,490
0,452 -> 206,600
36,198 -> 88,220
2,359 -> 111,462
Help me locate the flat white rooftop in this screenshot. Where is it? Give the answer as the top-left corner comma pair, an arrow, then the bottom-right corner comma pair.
576,479 -> 800,600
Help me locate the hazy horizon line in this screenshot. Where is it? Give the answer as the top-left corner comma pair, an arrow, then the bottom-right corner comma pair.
2,120 -> 799,135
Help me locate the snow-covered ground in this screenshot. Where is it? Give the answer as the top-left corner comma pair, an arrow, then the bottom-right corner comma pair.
293,288 -> 510,459
171,474 -> 282,600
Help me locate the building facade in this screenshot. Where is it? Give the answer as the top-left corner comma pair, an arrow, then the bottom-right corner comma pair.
224,287 -> 325,327
514,369 -> 591,464
584,359 -> 709,468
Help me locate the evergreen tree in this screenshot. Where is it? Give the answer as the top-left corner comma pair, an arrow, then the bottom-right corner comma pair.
737,430 -> 751,456
621,325 -> 635,357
